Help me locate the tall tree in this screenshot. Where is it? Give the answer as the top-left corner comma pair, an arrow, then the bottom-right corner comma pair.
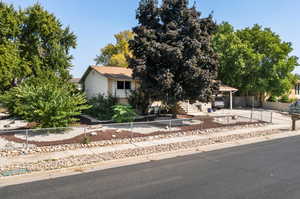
129,0 -> 219,116
0,3 -> 76,93
95,30 -> 133,67
213,22 -> 299,98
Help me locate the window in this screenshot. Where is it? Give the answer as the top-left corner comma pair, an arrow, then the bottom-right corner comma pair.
117,81 -> 131,90
125,81 -> 131,90
117,81 -> 124,89
296,84 -> 300,95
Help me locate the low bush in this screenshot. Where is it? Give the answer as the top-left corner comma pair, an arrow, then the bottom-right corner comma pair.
267,96 -> 277,102
82,136 -> 91,144
84,94 -> 118,120
112,105 -> 137,123
279,95 -> 290,103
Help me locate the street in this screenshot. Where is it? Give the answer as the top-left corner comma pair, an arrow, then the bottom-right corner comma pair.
2,135 -> 300,199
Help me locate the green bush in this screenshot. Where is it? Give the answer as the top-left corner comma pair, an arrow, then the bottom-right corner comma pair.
112,105 -> 137,123
84,94 -> 118,120
0,75 -> 90,128
267,96 -> 277,102
279,95 -> 290,103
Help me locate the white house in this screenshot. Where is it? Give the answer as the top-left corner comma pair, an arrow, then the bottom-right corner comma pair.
81,65 -> 238,110
80,66 -> 139,104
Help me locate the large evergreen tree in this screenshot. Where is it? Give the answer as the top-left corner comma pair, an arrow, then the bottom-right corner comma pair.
129,0 -> 219,116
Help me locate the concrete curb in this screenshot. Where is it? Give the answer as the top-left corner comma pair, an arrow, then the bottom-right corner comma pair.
1,128 -> 300,187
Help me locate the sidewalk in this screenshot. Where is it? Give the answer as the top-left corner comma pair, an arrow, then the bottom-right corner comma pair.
0,123 -> 289,168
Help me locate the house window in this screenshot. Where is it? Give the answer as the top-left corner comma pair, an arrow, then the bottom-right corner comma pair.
117,81 -> 124,89
296,84 -> 300,95
125,81 -> 131,90
117,81 -> 131,90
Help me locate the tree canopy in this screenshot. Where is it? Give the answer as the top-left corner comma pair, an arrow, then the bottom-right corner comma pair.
213,22 -> 299,97
95,30 -> 133,67
0,3 -> 76,93
129,0 -> 219,115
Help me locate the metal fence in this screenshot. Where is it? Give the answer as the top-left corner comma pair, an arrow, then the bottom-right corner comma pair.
249,109 -> 273,123
0,112 -> 272,151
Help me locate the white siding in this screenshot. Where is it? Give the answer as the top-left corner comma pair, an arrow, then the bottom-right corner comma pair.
84,71 -> 108,99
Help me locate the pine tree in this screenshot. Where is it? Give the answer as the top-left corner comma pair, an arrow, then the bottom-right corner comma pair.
129,0 -> 219,116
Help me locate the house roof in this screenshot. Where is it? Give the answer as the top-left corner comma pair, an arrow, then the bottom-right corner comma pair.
70,78 -> 80,83
219,84 -> 238,92
91,66 -> 133,80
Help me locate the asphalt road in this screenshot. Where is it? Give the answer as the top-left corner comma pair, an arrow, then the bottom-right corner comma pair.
2,136 -> 300,199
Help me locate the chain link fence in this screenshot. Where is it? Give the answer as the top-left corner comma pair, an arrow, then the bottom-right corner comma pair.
0,112 -> 271,151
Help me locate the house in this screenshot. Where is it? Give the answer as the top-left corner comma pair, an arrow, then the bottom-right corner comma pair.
70,78 -> 82,90
80,66 -> 139,104
81,65 -> 238,111
289,80 -> 300,100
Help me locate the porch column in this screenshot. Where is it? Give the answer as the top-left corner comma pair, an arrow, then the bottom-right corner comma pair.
230,91 -> 233,110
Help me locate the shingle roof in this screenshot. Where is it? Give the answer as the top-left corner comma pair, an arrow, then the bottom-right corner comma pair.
91,66 -> 133,80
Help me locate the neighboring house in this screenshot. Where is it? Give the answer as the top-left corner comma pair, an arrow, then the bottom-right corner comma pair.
70,78 -> 82,90
80,66 -> 139,104
289,80 -> 300,100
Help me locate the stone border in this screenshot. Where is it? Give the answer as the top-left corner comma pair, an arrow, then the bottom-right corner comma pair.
0,123 -> 267,157
0,127 -> 280,176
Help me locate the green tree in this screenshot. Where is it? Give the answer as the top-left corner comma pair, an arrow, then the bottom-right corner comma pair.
0,3 -> 76,93
213,22 -> 299,99
95,30 -> 133,67
0,73 -> 90,128
129,0 -> 219,117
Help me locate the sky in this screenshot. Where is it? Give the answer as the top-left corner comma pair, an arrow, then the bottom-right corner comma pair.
3,0 -> 300,77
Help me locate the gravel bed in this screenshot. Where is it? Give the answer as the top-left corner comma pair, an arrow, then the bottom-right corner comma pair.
0,123 -> 267,157
0,127 -> 281,175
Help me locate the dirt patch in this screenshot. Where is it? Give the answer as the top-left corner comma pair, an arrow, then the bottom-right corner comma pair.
0,116 -> 264,147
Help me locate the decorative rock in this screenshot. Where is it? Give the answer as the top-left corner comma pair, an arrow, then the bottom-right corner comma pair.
90,132 -> 98,136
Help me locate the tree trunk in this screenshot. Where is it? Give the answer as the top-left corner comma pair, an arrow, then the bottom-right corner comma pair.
171,102 -> 178,119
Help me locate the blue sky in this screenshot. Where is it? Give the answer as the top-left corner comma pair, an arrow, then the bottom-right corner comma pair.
3,0 -> 300,77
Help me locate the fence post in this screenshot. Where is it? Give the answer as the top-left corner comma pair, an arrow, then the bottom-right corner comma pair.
250,110 -> 253,122
270,111 -> 273,123
261,111 -> 263,121
169,120 -> 172,132
26,129 -> 28,150
130,122 -> 133,140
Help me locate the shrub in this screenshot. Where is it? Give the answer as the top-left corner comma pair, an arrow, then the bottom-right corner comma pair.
0,75 -> 90,128
279,95 -> 290,103
267,96 -> 277,102
128,89 -> 150,115
84,94 -> 118,120
112,105 -> 137,123
82,136 -> 91,144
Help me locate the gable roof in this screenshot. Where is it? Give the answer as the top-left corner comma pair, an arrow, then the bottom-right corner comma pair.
91,66 -> 133,80
80,66 -> 134,83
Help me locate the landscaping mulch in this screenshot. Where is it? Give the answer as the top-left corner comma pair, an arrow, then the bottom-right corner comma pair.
0,116 -> 265,147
